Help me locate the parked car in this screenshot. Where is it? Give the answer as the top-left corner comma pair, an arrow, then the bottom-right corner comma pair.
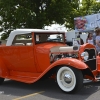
0,29 -> 100,93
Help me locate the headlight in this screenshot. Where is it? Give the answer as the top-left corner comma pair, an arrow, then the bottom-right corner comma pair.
81,51 -> 89,61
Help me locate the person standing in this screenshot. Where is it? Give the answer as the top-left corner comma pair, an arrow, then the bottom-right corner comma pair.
86,33 -> 93,44
95,28 -> 100,53
93,27 -> 99,45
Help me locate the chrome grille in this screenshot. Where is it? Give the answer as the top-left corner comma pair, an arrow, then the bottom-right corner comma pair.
84,49 -> 96,70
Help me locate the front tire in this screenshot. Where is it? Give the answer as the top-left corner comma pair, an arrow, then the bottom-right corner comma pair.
56,66 -> 83,93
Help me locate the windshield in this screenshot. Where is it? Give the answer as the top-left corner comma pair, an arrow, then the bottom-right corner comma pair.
35,33 -> 65,44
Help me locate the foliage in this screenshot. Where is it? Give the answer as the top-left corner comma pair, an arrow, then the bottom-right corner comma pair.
65,0 -> 100,29
0,0 -> 70,39
0,0 -> 100,39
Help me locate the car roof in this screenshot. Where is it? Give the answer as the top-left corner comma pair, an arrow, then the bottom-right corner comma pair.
11,29 -> 65,35
6,29 -> 65,46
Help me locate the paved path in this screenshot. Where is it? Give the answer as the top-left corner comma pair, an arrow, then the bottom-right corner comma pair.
0,79 -> 100,100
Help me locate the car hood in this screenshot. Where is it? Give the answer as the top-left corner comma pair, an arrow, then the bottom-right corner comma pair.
35,43 -> 78,53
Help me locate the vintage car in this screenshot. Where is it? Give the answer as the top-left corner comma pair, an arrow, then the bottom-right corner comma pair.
0,29 -> 100,93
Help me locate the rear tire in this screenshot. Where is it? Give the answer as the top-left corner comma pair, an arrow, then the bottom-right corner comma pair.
56,66 -> 83,93
0,77 -> 4,85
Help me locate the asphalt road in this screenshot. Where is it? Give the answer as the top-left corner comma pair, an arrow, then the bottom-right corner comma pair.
0,79 -> 100,100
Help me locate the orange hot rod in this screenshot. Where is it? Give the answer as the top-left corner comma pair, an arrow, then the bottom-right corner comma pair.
0,29 -> 100,93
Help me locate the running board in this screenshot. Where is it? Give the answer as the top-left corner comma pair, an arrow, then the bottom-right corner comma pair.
6,75 -> 37,83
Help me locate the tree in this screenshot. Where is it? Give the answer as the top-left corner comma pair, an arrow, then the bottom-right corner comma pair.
91,2 -> 100,13
65,0 -> 81,29
0,0 -> 99,39
81,0 -> 96,14
0,0 -> 71,39
65,0 -> 99,30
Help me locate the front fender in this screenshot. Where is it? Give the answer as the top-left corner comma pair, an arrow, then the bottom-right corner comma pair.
34,58 -> 95,83
49,58 -> 88,69
48,58 -> 94,80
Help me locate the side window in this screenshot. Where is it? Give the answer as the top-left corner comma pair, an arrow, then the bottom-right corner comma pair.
12,33 -> 33,46
35,34 -> 49,43
35,33 -> 64,44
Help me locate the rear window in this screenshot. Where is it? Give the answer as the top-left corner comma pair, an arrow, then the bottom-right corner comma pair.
12,33 -> 33,46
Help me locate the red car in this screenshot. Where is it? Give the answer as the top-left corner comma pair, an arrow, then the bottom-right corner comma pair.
0,29 -> 100,93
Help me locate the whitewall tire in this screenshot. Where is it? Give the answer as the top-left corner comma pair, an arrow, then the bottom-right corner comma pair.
57,66 -> 83,93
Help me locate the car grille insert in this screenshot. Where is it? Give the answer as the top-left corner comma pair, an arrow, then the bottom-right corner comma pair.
84,49 -> 96,70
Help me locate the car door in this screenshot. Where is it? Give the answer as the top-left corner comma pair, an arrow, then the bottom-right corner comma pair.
2,33 -> 37,73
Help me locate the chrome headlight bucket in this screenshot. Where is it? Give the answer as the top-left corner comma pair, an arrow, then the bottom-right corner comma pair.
81,51 -> 89,61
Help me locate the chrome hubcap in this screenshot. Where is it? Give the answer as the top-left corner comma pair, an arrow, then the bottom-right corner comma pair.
64,74 -> 72,84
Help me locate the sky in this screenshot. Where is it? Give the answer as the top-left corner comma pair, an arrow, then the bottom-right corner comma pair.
44,24 -> 67,31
